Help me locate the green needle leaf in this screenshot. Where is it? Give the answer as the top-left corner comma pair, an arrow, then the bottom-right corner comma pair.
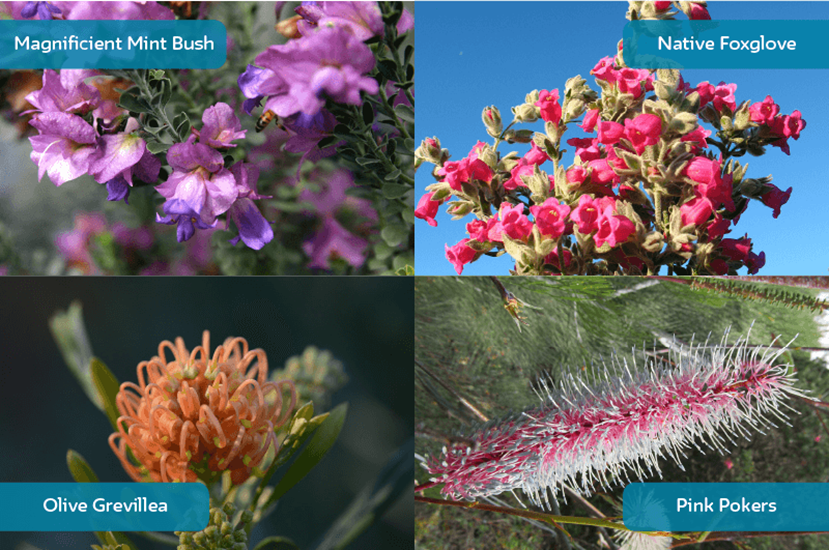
66,450 -> 99,483
253,537 -> 301,550
90,358 -> 121,431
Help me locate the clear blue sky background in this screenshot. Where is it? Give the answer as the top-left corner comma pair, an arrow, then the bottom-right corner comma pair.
415,1 -> 829,276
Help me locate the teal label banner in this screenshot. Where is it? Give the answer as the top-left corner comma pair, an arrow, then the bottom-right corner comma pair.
0,483 -> 209,531
0,20 -> 227,69
624,483 -> 829,531
624,20 -> 823,69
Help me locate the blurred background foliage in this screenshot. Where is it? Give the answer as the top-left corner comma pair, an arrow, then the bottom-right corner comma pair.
415,276 -> 829,550
0,277 -> 413,550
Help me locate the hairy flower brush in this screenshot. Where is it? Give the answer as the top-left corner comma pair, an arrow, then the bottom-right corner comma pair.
109,331 -> 297,485
420,329 -> 805,509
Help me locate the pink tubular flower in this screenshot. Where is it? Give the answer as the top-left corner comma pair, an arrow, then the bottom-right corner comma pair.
570,194 -> 600,234
415,192 -> 442,227
594,207 -> 635,249
685,156 -> 734,211
591,56 -> 618,84
579,109 -> 600,132
697,81 -> 737,112
624,113 -> 662,153
420,332 -> 801,507
534,89 -> 562,125
445,238 -> 477,275
769,111 -> 806,155
491,203 -> 533,242
680,196 -> 714,227
530,198 -> 571,239
616,68 -> 653,99
749,95 -> 780,125
759,184 -> 792,219
596,121 -> 624,145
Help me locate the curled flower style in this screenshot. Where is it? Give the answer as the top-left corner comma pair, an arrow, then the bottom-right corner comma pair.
109,332 -> 297,485
420,329 -> 804,509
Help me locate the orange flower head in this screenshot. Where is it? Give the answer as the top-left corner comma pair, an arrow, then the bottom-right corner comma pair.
109,331 -> 297,485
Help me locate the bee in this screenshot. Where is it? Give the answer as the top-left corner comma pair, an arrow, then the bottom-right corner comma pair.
256,110 -> 287,133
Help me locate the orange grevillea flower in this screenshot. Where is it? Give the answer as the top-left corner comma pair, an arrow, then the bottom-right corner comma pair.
109,331 -> 297,484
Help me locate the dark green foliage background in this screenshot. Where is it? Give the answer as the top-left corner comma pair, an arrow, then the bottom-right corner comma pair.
415,276 -> 829,550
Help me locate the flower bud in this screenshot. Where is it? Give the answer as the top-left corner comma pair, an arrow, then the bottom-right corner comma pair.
504,129 -> 534,144
512,103 -> 539,123
482,106 -> 503,137
415,137 -> 442,165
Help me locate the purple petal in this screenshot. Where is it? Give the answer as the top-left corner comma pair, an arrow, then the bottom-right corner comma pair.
166,141 -> 224,173
105,176 -> 131,203
230,198 -> 273,250
89,133 -> 146,184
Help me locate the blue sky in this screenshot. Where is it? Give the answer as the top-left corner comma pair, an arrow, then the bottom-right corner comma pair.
415,2 -> 829,276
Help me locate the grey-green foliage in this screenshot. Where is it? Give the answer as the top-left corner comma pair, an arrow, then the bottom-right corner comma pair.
272,347 -> 348,411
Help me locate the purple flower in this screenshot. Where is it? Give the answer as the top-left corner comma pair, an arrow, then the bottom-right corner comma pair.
238,64 -> 288,115
21,1 -> 61,19
254,25 -> 379,117
226,163 -> 274,250
198,102 -> 247,148
156,200 -> 218,243
63,1 -> 175,20
89,129 -> 160,186
28,112 -> 97,186
303,217 -> 369,269
25,69 -> 101,114
295,2 -> 413,39
155,142 -> 237,225
296,1 -> 383,41
105,176 -> 131,203
300,169 -> 365,217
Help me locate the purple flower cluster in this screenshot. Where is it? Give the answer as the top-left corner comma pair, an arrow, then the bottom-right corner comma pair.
237,1 -> 413,175
156,103 -> 273,250
25,70 -> 160,198
300,169 -> 378,270
2,1 -> 174,20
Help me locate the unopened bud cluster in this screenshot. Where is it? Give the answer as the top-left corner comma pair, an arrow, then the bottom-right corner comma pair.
177,502 -> 253,550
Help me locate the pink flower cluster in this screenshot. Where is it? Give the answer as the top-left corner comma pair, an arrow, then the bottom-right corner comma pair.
418,47 -> 805,275
421,332 -> 801,508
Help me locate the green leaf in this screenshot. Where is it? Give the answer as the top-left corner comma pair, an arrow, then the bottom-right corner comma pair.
380,226 -> 409,247
313,438 -> 413,550
145,141 -> 171,155
253,537 -> 301,550
361,102 -> 374,126
67,450 -> 99,483
381,183 -> 409,199
265,403 -> 348,506
48,302 -> 101,410
383,169 -> 404,183
104,532 -> 137,550
394,265 -> 414,276
393,104 -> 414,124
355,157 -> 381,167
91,358 -> 121,431
376,59 -> 397,81
117,93 -> 152,114
317,136 -> 337,149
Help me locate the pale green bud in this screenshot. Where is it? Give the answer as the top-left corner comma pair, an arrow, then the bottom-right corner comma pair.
482,105 -> 503,137
512,103 -> 538,123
